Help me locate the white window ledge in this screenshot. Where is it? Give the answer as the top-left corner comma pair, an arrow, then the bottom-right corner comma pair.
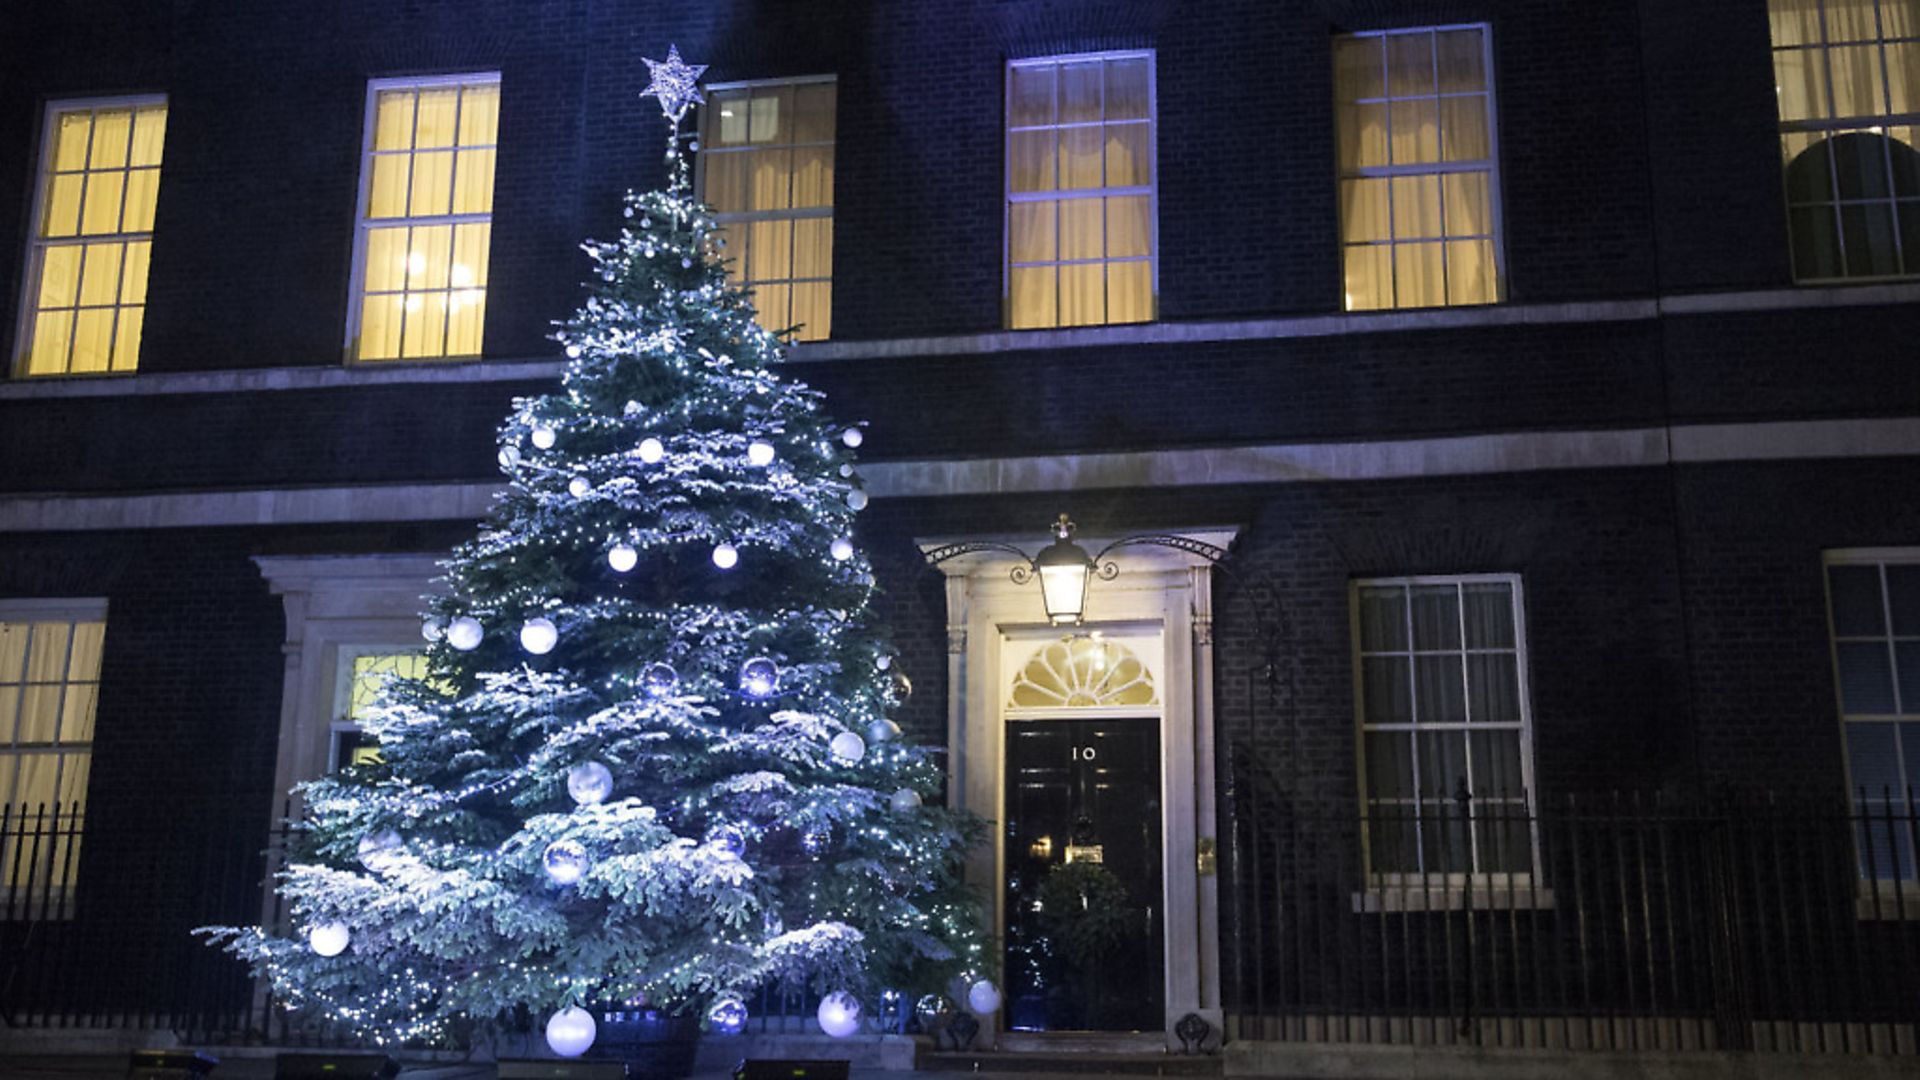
1352,885 -> 1557,914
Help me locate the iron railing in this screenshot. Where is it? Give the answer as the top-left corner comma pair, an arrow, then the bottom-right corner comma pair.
1225,768 -> 1920,1055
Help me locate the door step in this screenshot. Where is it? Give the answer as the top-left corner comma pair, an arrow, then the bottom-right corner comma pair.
916,1050 -> 1221,1076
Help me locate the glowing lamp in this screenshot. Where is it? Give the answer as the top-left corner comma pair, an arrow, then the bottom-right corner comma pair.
1034,516 -> 1096,627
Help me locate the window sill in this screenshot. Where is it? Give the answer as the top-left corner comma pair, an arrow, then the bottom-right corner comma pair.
1352,885 -> 1556,914
1855,884 -> 1920,921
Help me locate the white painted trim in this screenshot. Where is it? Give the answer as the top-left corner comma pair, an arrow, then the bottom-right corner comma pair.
0,597 -> 107,621
4,281 -> 1920,399
0,418 -> 1914,533
921,527 -> 1235,1045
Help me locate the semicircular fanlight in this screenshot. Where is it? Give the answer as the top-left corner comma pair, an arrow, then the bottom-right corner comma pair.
1009,636 -> 1156,709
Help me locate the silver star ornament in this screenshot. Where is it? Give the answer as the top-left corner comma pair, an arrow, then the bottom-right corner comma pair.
642,45 -> 707,120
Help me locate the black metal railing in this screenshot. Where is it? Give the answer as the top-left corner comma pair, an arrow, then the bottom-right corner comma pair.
1225,768 -> 1920,1055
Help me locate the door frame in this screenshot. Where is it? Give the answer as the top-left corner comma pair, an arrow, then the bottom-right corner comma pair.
919,526 -> 1236,1047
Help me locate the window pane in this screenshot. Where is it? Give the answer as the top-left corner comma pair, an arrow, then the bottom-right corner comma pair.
1060,127 -> 1103,189
793,217 -> 832,280
791,281 -> 831,341
1009,201 -> 1056,263
794,82 -> 836,143
78,243 -> 123,306
414,88 -> 458,148
401,291 -> 448,358
452,148 -> 496,214
1840,641 -> 1898,713
80,171 -> 124,235
1440,95 -> 1491,161
792,145 -> 832,208
1387,32 -> 1436,97
1831,43 -> 1888,117
1888,40 -> 1920,113
0,624 -> 27,683
1421,803 -> 1472,873
1833,131 -> 1891,198
1341,178 -> 1391,243
368,155 -> 409,218
1392,174 -> 1443,238
754,282 -> 789,332
1888,565 -> 1920,634
1418,730 -> 1469,803
1389,98 -> 1441,165
1058,262 -> 1103,325
459,83 -> 500,146
28,312 -> 74,375
1842,202 -> 1901,274
112,308 -> 143,371
749,219 -> 792,282
1365,731 -> 1414,801
1410,585 -> 1461,649
122,168 -> 160,234
1447,239 -> 1497,304
70,310 -> 114,373
1364,656 -> 1412,724
1469,729 -> 1524,799
409,149 -> 455,216
1107,195 -> 1151,258
704,151 -> 747,213
1009,266 -> 1056,328
445,290 -> 485,356
1832,564 -> 1887,635
1339,102 -> 1390,170
1060,199 -> 1102,261
1827,0 -> 1880,44
374,91 -> 414,150
747,148 -> 792,211
43,174 -> 82,238
1010,65 -> 1055,127
1105,123 -> 1150,187
359,294 -> 404,359
1468,653 -> 1520,724
1435,29 -> 1486,92
1108,260 -> 1152,323
1899,641 -> 1920,714
1769,0 -> 1825,48
1394,241 -> 1447,307
1343,244 -> 1392,310
1849,721 -> 1903,797
1463,583 -> 1515,647
749,86 -> 790,143
1056,61 -> 1100,124
1106,58 -> 1150,120
88,110 -> 131,170
37,246 -> 80,308
1415,655 -> 1467,723
1334,36 -> 1384,101
1444,172 -> 1492,236
1775,48 -> 1831,121
53,112 -> 91,171
58,682 -> 97,744
1791,203 -> 1846,278
1010,130 -> 1055,192
712,90 -> 750,146
408,225 -> 454,290
1358,586 -> 1408,650
19,685 -> 61,743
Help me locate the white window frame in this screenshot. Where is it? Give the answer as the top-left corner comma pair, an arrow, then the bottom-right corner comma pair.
344,72 -> 500,363
12,95 -> 167,379
695,74 -> 837,341
1769,0 -> 1920,282
1823,548 -> 1920,886
1003,49 -> 1160,329
1334,24 -> 1506,310
1351,573 -> 1541,888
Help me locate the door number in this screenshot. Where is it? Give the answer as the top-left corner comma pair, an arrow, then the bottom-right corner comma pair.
1072,745 -> 1097,762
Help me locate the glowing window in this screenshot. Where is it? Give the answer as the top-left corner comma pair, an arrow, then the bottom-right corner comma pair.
700,77 -> 836,341
333,651 -> 430,769
15,99 -> 166,377
0,601 -> 105,914
349,74 -> 499,361
1006,52 -> 1157,329
1009,637 -> 1157,709
1769,0 -> 1920,280
1335,27 -> 1503,310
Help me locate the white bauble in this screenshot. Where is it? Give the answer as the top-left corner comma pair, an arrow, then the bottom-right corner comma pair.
498,445 -> 521,469
357,828 -> 404,870
876,654 -> 892,671
890,788 -> 922,813
967,979 -> 1003,1016
543,839 -> 589,885
307,921 -> 350,957
446,616 -> 484,651
708,997 -> 748,1035
531,425 -> 557,450
641,662 -> 679,697
817,991 -> 862,1038
420,618 -> 443,642
712,543 -> 739,570
829,731 -> 867,764
747,440 -> 776,467
638,437 -> 665,464
739,656 -> 780,699
847,490 -> 869,511
867,718 -> 901,744
545,1006 -> 597,1058
567,762 -> 613,806
842,427 -> 864,448
623,400 -> 642,416
565,344 -> 582,359
567,477 -> 592,499
608,544 -> 638,573
520,617 -> 558,655
830,537 -> 854,562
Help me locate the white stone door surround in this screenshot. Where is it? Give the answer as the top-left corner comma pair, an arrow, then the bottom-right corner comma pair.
920,526 -> 1237,1045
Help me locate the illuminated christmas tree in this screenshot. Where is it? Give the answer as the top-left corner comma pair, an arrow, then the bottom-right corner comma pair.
207,47 -> 991,1055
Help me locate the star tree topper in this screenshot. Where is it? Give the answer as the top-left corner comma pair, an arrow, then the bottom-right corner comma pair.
642,45 -> 707,122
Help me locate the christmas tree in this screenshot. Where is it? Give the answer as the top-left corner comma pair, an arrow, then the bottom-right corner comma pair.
206,47 -> 991,1055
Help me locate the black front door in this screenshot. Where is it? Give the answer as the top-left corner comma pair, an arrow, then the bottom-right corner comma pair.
1004,716 -> 1163,1032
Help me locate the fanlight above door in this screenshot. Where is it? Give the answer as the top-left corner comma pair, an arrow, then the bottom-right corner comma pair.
1009,636 -> 1157,709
